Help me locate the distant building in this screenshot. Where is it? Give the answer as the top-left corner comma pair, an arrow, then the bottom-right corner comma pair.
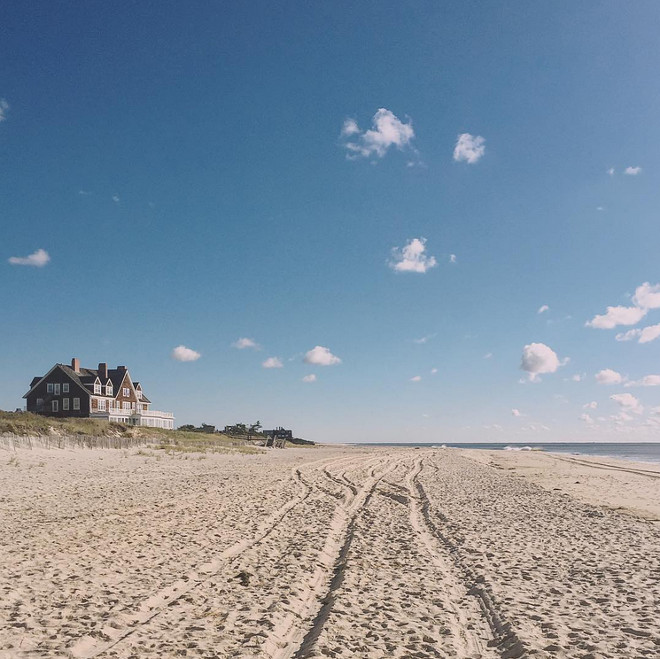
23,358 -> 174,429
263,427 -> 293,440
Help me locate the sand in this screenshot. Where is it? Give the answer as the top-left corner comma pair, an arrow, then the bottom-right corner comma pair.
1,444 -> 659,658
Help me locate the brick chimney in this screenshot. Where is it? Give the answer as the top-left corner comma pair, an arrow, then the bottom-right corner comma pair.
71,357 -> 80,373
98,363 -> 108,380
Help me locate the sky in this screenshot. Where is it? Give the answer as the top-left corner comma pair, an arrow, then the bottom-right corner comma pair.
3,1 -> 660,443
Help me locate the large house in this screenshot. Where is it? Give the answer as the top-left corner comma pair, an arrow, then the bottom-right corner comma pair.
23,358 -> 175,429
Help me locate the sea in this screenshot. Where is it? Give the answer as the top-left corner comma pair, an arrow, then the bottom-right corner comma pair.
352,442 -> 660,464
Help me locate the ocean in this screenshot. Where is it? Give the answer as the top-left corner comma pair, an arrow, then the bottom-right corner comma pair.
353,442 -> 660,464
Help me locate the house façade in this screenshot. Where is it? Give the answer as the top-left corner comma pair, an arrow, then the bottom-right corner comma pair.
23,358 -> 174,429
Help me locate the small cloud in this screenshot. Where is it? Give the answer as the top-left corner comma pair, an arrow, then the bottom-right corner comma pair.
624,166 -> 642,176
389,237 -> 437,273
596,206 -> 605,211
537,305 -> 549,314
625,374 -> 660,387
449,254 -> 457,264
262,357 -> 283,369
112,195 -> 120,203
583,401 -> 598,409
616,323 -> 660,344
304,346 -> 342,366
8,248 -> 50,267
595,368 -> 624,385
171,345 -> 201,362
511,408 -> 522,417
571,374 -> 583,382
586,305 -> 647,329
610,392 -> 643,414
453,133 -> 485,164
0,98 -> 8,122
520,342 -> 564,381
78,189 -> 92,196
607,167 -> 615,176
579,413 -> 595,425
232,337 -> 261,350
413,334 -> 435,345
483,352 -> 493,359
410,375 -> 422,382
302,374 -> 317,383
430,368 -> 438,374
341,108 -> 415,160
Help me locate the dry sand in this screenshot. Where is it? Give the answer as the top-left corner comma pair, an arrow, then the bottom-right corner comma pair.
1,444 -> 659,658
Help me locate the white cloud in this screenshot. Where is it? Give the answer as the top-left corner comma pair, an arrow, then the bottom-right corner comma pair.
430,368 -> 438,374
262,357 -> 283,369
511,408 -> 522,417
449,254 -> 457,264
610,393 -> 643,414
304,346 -> 342,366
413,334 -> 435,344
389,237 -> 437,273
483,352 -> 493,359
595,368 -> 623,385
232,337 -> 261,350
78,189 -> 92,196
0,99 -> 8,122
625,374 -> 660,387
342,108 -> 415,159
537,305 -> 549,314
583,401 -> 598,409
302,374 -> 317,383
632,282 -> 660,309
571,374 -> 583,382
616,323 -> 660,344
171,345 -> 201,362
607,167 -> 615,176
579,413 -> 595,425
8,248 -> 50,267
410,375 -> 422,382
520,342 -> 563,381
624,166 -> 642,175
453,133 -> 485,164
112,194 -> 120,203
586,305 -> 647,329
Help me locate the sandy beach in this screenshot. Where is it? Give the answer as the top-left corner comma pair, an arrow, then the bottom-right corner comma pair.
1,444 -> 659,658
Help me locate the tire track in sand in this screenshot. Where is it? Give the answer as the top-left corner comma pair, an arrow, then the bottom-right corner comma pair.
68,462 -> 317,659
411,455 -> 528,659
260,457 -> 399,659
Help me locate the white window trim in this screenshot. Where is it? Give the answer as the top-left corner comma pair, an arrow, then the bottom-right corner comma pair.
47,383 -> 54,393
63,398 -> 69,411
54,383 -> 60,395
73,398 -> 80,410
51,400 -> 59,412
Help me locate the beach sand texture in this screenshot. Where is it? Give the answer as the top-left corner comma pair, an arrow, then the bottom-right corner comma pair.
1,445 -> 659,658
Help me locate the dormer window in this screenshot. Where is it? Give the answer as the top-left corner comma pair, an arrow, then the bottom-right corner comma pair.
94,381 -> 101,394
106,381 -> 113,396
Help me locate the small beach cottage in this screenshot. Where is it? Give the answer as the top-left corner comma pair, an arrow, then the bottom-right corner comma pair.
23,358 -> 175,429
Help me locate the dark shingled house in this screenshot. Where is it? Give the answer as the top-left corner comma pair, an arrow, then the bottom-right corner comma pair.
23,358 -> 174,429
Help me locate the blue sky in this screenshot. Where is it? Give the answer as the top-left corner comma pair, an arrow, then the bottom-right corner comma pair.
3,2 -> 660,442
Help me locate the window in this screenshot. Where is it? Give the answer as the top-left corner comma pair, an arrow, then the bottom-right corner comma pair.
51,400 -> 59,412
73,398 -> 80,410
106,384 -> 113,396
94,382 -> 101,394
137,390 -> 142,399
36,398 -> 43,408
63,398 -> 69,411
63,383 -> 69,393
54,383 -> 60,395
123,401 -> 130,410
123,387 -> 130,397
98,399 -> 106,411
47,383 -> 53,393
